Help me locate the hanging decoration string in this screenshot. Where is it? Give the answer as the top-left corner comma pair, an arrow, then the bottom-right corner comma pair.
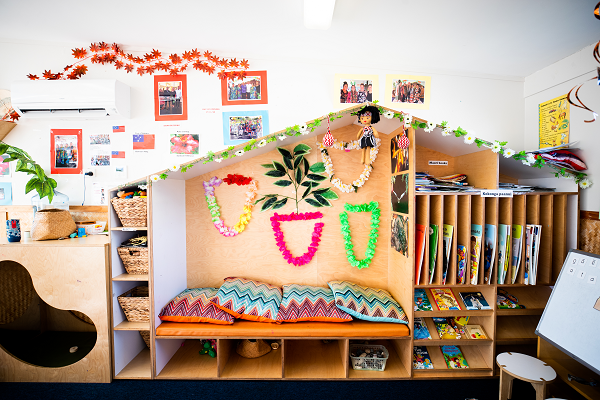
339,201 -> 381,269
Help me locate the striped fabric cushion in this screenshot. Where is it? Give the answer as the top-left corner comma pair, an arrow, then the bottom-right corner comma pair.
158,288 -> 234,325
277,284 -> 353,323
210,277 -> 282,323
328,281 -> 409,324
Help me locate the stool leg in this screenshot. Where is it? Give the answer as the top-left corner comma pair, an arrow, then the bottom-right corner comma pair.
532,382 -> 546,400
499,369 -> 515,400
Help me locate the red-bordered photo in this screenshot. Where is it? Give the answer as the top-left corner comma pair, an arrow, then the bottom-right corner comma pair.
154,75 -> 188,121
221,70 -> 268,106
50,128 -> 82,174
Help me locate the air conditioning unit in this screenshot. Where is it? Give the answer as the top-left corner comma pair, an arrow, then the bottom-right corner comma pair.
11,79 -> 130,119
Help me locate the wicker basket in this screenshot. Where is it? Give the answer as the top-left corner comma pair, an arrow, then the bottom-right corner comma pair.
349,344 -> 389,371
140,331 -> 151,348
118,286 -> 150,322
111,197 -> 147,227
118,246 -> 149,275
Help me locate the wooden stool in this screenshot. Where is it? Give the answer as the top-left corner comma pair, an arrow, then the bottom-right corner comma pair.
496,352 -> 557,400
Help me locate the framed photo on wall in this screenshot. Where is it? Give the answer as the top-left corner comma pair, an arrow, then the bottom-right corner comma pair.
333,74 -> 379,108
385,74 -> 431,110
222,110 -> 269,146
221,70 -> 268,106
154,75 -> 188,121
50,128 -> 82,174
0,182 -> 12,205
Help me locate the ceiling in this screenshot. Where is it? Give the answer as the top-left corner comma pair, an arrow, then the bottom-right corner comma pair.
1,0 -> 600,78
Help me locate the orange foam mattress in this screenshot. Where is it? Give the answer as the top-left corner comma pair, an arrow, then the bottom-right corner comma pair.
156,320 -> 410,338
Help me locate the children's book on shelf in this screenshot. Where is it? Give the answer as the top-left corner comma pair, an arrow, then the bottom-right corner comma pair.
442,224 -> 454,285
413,346 -> 434,369
459,291 -> 491,310
446,316 -> 467,337
524,225 -> 533,285
483,224 -> 496,284
496,289 -> 523,309
470,224 -> 482,284
414,317 -> 432,340
497,224 -> 511,284
415,224 -> 427,284
414,288 -> 433,311
465,324 -> 488,339
433,317 -> 460,339
529,225 -> 542,285
510,225 -> 523,284
429,224 -> 439,284
456,244 -> 467,284
440,345 -> 469,369
430,288 -> 461,311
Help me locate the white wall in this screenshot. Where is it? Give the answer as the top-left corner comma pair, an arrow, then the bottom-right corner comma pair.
524,42 -> 600,211
0,40 -> 524,205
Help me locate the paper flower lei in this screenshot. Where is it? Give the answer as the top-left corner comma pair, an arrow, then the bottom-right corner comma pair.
270,212 -> 324,266
203,174 -> 257,237
339,201 -> 381,269
318,138 -> 382,193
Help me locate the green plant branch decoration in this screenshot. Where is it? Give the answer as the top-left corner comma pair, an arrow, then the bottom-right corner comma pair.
255,144 -> 338,214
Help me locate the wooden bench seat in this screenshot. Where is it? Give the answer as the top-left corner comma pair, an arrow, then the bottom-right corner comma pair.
156,320 -> 410,339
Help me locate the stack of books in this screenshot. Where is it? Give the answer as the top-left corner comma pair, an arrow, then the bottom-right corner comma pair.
499,182 -> 555,192
415,173 -> 475,192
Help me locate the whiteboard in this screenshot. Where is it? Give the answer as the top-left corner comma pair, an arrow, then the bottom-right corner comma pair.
536,249 -> 600,375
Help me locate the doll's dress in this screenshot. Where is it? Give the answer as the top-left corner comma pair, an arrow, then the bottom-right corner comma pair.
359,126 -> 376,148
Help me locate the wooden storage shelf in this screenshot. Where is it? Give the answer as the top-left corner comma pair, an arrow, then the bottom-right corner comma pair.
156,339 -> 218,379
219,339 -> 282,379
111,227 -> 148,231
284,339 -> 346,379
348,340 -> 410,379
114,321 -> 150,331
115,348 -> 151,379
414,310 -> 494,317
412,344 -> 493,374
495,315 -> 539,344
113,273 -> 149,281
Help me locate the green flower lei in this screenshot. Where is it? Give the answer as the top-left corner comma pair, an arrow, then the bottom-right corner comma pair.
339,201 -> 381,269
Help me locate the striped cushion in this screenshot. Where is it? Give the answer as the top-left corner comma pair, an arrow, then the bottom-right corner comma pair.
328,281 -> 409,324
277,284 -> 353,323
210,277 -> 282,323
158,288 -> 234,325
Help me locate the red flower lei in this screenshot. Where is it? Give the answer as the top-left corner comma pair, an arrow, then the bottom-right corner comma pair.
223,174 -> 253,185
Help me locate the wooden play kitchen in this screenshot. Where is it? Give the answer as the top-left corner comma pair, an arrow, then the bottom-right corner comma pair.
108,105 -> 579,380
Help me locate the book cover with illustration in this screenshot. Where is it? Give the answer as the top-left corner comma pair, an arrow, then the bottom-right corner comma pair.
432,317 -> 459,339
430,288 -> 461,311
470,224 -> 483,284
465,324 -> 488,339
524,225 -> 533,285
483,224 -> 496,284
442,224 -> 454,285
496,289 -> 521,309
497,224 -> 511,284
414,317 -> 432,340
456,244 -> 467,284
414,288 -> 433,311
413,346 -> 434,369
459,291 -> 491,310
415,224 -> 427,284
510,225 -> 523,284
429,224 -> 439,284
440,345 -> 469,369
530,225 -> 542,284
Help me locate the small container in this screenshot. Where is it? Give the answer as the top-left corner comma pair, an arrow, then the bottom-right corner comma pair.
349,344 -> 389,372
6,219 -> 21,242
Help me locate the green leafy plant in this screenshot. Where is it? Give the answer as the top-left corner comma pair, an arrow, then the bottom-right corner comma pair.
0,143 -> 57,202
255,144 -> 338,214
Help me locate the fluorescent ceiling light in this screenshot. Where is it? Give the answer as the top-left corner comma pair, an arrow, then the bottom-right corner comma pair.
304,0 -> 336,30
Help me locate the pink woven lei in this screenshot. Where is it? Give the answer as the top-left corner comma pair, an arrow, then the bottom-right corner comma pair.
270,212 -> 324,267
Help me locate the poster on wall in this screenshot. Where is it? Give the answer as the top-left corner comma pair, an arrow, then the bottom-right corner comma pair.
385,74 -> 431,110
0,182 -> 12,205
170,131 -> 200,156
133,133 -> 156,152
222,110 -> 269,146
391,214 -> 409,257
50,129 -> 82,174
154,75 -> 188,121
391,173 -> 409,214
0,155 -> 11,177
538,94 -> 570,149
391,130 -> 409,173
89,133 -> 111,167
221,70 -> 268,106
334,74 -> 378,108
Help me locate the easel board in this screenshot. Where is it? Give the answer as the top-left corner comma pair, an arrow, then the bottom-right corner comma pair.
536,249 -> 600,375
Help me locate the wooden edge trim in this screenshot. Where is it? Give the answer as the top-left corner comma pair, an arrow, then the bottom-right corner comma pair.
580,210 -> 599,220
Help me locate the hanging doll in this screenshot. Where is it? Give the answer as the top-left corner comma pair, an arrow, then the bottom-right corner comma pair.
356,105 -> 380,165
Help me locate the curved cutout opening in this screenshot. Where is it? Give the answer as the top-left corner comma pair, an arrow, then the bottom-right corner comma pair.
0,260 -> 97,368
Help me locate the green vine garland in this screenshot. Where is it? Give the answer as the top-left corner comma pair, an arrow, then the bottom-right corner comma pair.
339,201 -> 381,269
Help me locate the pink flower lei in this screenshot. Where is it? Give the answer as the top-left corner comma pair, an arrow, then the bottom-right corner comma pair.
270,212 -> 324,266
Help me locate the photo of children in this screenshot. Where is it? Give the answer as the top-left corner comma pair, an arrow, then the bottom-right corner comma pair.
391,131 -> 409,173
339,79 -> 373,104
391,79 -> 425,104
89,134 -> 111,167
228,116 -> 263,141
54,135 -> 78,169
227,76 -> 261,101
158,81 -> 183,116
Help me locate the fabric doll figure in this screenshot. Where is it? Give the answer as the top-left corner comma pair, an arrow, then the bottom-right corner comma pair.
356,105 -> 380,165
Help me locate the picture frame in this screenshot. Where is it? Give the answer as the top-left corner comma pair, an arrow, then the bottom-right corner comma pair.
222,110 -> 269,146
386,74 -> 431,110
154,74 -> 188,121
50,128 -> 82,174
221,70 -> 268,106
333,74 -> 379,109
0,182 -> 12,205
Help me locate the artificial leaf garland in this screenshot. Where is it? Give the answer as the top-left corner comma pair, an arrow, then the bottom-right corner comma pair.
339,201 -> 381,269
204,174 -> 257,237
270,212 -> 324,267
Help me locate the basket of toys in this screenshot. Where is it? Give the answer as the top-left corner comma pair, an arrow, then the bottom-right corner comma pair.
111,195 -> 147,227
118,236 -> 149,275
118,286 -> 150,322
349,344 -> 389,371
140,331 -> 151,348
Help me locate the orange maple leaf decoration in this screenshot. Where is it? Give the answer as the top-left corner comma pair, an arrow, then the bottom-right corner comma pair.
114,60 -> 124,70
136,66 -> 145,76
169,54 -> 182,64
124,63 -> 134,73
27,74 -> 39,80
72,48 -> 88,59
9,111 -> 20,121
89,43 -> 101,52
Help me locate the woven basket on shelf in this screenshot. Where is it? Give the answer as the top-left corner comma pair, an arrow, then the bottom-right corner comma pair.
117,286 -> 150,322
118,247 -> 149,275
140,331 -> 151,348
31,209 -> 77,240
111,197 -> 147,227
236,339 -> 271,359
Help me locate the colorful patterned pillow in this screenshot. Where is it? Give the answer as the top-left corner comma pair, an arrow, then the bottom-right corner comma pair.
158,287 -> 234,325
210,277 -> 282,323
277,284 -> 353,323
327,281 -> 409,324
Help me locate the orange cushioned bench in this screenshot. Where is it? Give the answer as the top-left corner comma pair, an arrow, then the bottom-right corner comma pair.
156,320 -> 410,338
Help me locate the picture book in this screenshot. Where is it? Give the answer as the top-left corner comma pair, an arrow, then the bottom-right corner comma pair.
440,345 -> 469,369
433,317 -> 460,339
442,224 -> 454,285
483,224 -> 496,284
413,346 -> 434,369
465,324 -> 488,339
428,224 -> 439,284
510,225 -> 523,284
414,288 -> 433,311
430,288 -> 461,311
414,317 -> 432,340
524,225 -> 533,285
446,317 -> 467,337
459,291 -> 491,310
470,224 -> 482,284
497,224 -> 511,284
456,244 -> 467,284
453,316 -> 470,326
530,225 -> 542,285
496,289 -> 522,309
415,224 -> 427,284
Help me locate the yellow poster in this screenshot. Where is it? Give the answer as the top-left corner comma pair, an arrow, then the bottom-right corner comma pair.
539,94 -> 569,149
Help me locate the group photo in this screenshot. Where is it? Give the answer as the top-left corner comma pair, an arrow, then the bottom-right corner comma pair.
54,135 -> 78,169
227,76 -> 261,101
339,79 -> 373,104
158,81 -> 183,116
229,116 -> 263,141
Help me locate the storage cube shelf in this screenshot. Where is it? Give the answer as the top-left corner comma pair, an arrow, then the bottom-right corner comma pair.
108,107 -> 578,380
